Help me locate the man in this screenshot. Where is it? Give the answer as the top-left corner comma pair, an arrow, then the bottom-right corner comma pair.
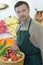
14,1 -> 43,65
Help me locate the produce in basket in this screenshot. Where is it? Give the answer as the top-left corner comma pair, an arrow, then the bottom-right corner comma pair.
0,48 -> 22,62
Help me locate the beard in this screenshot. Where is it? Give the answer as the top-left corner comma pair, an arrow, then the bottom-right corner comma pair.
19,15 -> 27,21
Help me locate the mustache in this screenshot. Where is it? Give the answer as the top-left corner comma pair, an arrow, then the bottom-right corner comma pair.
20,15 -> 26,18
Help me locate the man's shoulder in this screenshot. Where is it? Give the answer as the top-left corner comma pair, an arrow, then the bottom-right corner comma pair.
31,19 -> 41,28
29,19 -> 42,35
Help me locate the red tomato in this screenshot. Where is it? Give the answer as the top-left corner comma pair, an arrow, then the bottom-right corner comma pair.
10,53 -> 16,57
13,56 -> 19,61
10,53 -> 19,61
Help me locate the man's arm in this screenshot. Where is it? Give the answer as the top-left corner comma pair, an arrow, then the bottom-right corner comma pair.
29,20 -> 43,61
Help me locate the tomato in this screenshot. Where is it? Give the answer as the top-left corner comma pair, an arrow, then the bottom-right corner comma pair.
10,53 -> 16,58
11,56 -> 19,61
10,53 -> 19,61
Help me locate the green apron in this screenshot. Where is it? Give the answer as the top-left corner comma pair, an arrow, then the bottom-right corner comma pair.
17,18 -> 42,65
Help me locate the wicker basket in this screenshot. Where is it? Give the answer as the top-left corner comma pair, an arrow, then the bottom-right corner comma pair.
0,52 -> 25,65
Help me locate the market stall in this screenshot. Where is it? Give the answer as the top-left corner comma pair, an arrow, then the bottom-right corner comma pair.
0,17 -> 25,65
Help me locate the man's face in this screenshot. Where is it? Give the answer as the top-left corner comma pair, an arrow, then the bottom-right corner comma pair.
15,4 -> 30,21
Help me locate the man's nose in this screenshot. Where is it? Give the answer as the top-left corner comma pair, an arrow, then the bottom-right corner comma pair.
20,11 -> 24,16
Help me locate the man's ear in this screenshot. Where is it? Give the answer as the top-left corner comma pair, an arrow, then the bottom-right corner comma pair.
28,9 -> 30,15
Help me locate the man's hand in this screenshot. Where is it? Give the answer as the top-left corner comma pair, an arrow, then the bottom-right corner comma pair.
7,43 -> 20,52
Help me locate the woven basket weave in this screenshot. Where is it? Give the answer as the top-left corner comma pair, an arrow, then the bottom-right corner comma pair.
0,52 -> 25,65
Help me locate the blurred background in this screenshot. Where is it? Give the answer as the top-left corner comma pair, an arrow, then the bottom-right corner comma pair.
0,0 -> 43,19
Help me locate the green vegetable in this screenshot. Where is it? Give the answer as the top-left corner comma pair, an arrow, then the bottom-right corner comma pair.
0,45 -> 7,56
0,44 -> 4,50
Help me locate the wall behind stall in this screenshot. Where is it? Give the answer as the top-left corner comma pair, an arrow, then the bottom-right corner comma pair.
0,0 -> 43,20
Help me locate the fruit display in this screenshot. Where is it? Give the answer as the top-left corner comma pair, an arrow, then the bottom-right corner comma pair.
5,17 -> 18,25
0,38 -> 14,46
0,20 -> 9,34
5,17 -> 19,37
0,17 -> 25,65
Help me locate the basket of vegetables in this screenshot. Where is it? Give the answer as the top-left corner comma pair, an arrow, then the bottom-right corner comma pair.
0,46 -> 25,65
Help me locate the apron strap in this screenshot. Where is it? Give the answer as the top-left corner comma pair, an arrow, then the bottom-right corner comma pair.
28,18 -> 32,31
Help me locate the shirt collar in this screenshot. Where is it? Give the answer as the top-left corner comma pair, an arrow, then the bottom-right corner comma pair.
20,16 -> 31,26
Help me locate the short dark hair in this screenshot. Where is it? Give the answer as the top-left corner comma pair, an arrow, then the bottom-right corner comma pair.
14,1 -> 30,10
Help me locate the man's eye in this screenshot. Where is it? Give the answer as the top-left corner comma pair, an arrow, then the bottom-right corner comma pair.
17,11 -> 20,13
22,9 -> 26,12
